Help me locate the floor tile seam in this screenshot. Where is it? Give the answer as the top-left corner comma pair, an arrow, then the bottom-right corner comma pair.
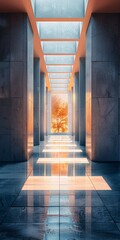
85,176 -> 109,208
16,166 -> 34,197
102,203 -> 117,224
2,220 -> 115,224
87,175 -> 100,192
4,206 -> 59,210
96,192 -> 120,208
10,194 -> 21,208
58,139 -> 66,239
115,223 -> 120,233
59,150 -> 60,240
94,191 -> 106,208
11,204 -> 106,207
0,220 -> 115,224
0,206 -> 12,224
0,171 -> 30,174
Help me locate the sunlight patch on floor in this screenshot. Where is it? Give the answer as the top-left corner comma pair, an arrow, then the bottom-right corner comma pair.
48,140 -> 73,143
22,176 -> 111,191
37,158 -> 89,164
42,149 -> 82,153
45,144 -> 76,147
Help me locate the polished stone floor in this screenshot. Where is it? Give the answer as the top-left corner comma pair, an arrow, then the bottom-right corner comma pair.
0,135 -> 120,239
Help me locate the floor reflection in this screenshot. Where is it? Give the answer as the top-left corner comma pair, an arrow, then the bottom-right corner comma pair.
0,135 -> 120,239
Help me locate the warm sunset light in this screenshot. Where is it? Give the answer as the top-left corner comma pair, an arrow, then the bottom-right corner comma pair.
37,158 -> 89,164
50,135 -> 70,139
45,144 -> 76,147
1,0 -> 119,239
22,176 -> 111,191
42,149 -> 82,152
48,140 -> 73,142
51,94 -> 68,133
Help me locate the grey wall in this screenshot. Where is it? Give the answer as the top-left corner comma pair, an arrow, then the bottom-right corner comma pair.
0,13 -> 33,162
27,18 -> 34,157
79,58 -> 86,146
46,89 -> 51,135
40,72 -> 45,141
68,91 -> 73,134
34,58 -> 40,146
74,72 -> 79,141
72,87 -> 75,136
86,13 -> 120,161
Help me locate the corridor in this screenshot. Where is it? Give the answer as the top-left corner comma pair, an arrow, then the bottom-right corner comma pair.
0,135 -> 120,239
1,0 -> 120,239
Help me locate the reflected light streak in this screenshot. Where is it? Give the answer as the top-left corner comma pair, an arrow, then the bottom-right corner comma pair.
22,176 -> 111,191
42,149 -> 82,153
37,158 -> 89,164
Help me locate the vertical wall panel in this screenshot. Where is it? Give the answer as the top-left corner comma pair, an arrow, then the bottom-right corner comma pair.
74,72 -> 79,141
79,58 -> 86,146
46,89 -> 51,135
86,13 -> 119,161
0,14 -> 33,162
40,72 -> 45,141
34,58 -> 40,146
68,91 -> 73,134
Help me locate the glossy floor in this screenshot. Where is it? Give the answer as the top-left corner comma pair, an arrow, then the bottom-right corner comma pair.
0,135 -> 120,239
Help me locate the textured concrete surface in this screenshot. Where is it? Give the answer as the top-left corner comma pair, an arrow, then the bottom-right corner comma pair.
86,13 -> 120,161
34,58 -> 40,146
74,73 -> 79,141
0,13 -> 33,162
79,58 -> 86,146
40,72 -> 45,141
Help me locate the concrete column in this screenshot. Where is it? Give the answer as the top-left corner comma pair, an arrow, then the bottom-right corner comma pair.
79,58 -> 86,146
40,72 -> 45,141
44,86 -> 47,137
86,13 -> 120,161
46,89 -> 51,135
72,87 -> 75,136
74,73 -> 79,141
0,13 -> 33,162
68,91 -> 72,134
34,58 -> 40,146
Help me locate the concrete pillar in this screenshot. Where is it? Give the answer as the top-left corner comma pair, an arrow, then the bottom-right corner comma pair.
79,58 -> 86,146
46,89 -> 51,135
68,91 -> 73,134
74,73 -> 79,141
34,58 -> 40,146
0,13 -> 33,162
44,86 -> 47,137
72,87 -> 75,136
40,72 -> 45,141
86,13 -> 120,161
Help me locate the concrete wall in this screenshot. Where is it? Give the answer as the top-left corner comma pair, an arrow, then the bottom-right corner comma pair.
79,58 -> 86,146
40,72 -> 45,141
34,58 -> 40,146
86,13 -> 120,161
68,91 -> 73,134
0,13 -> 33,162
72,87 -> 75,136
46,89 -> 51,135
74,72 -> 79,141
